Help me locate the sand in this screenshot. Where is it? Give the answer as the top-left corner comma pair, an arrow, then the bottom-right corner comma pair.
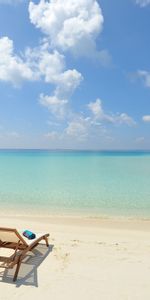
1,214 -> 150,300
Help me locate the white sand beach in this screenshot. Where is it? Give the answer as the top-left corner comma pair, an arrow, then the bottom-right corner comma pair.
1,214 -> 150,300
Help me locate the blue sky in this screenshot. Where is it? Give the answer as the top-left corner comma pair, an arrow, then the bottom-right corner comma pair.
0,0 -> 150,149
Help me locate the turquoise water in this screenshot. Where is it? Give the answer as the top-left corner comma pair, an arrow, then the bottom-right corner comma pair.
0,150 -> 150,217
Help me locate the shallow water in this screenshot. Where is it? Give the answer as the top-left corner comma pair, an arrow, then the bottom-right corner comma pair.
0,150 -> 150,217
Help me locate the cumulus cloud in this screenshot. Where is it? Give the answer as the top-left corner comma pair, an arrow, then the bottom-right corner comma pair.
25,44 -> 65,83
40,94 -> 68,118
63,98 -> 136,141
65,116 -> 91,140
38,49 -> 83,117
135,0 -> 150,7
88,98 -> 136,126
28,43 -> 81,76
0,0 -> 129,147
64,113 -> 113,142
55,69 -> 83,98
142,115 -> 150,122
29,0 -> 105,59
0,36 -> 83,108
24,42 -> 83,115
88,98 -> 114,123
0,0 -> 108,123
39,69 -> 83,117
42,97 -> 136,143
88,98 -> 103,118
44,115 -> 109,145
0,37 -> 36,86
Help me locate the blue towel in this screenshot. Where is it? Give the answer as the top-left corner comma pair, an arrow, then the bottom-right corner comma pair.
23,230 -> 36,240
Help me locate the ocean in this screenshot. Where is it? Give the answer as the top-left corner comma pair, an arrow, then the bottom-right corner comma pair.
0,150 -> 150,217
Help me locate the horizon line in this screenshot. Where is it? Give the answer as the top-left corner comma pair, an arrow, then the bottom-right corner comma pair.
0,148 -> 150,152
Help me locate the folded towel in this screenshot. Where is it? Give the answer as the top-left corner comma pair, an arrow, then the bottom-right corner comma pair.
23,230 -> 36,240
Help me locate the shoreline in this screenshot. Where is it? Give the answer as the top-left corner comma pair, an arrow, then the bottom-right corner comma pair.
1,203 -> 150,219
1,210 -> 150,232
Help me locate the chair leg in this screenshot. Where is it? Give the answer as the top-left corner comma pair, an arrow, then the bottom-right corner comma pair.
13,259 -> 21,282
44,236 -> 49,247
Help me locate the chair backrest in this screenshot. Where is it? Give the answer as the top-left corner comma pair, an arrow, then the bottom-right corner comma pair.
0,228 -> 28,245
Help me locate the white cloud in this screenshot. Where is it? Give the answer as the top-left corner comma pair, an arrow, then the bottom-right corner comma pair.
88,98 -> 136,126
88,98 -> 114,123
29,0 -> 104,58
40,94 -> 68,118
135,0 -> 150,7
25,42 -> 83,114
39,69 -> 83,117
55,69 -> 83,99
65,116 -> 90,140
37,50 -> 65,83
0,37 -> 35,86
25,45 -> 65,83
0,0 -> 108,129
142,115 -> 150,122
88,98 -> 103,118
38,53 -> 83,117
64,114 -> 111,142
116,113 -> 136,126
0,37 -> 83,107
136,70 -> 150,87
43,97 -> 136,144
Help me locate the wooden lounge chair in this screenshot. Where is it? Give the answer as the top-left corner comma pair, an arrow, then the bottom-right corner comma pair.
0,227 -> 49,281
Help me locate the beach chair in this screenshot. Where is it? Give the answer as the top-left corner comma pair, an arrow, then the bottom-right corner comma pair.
0,227 -> 49,281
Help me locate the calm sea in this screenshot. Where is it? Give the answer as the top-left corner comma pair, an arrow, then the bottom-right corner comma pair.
0,150 -> 150,217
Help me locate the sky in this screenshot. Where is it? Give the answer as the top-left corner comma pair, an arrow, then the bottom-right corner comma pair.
0,0 -> 150,150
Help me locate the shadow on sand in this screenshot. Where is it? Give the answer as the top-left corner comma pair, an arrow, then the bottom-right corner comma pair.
0,243 -> 54,287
